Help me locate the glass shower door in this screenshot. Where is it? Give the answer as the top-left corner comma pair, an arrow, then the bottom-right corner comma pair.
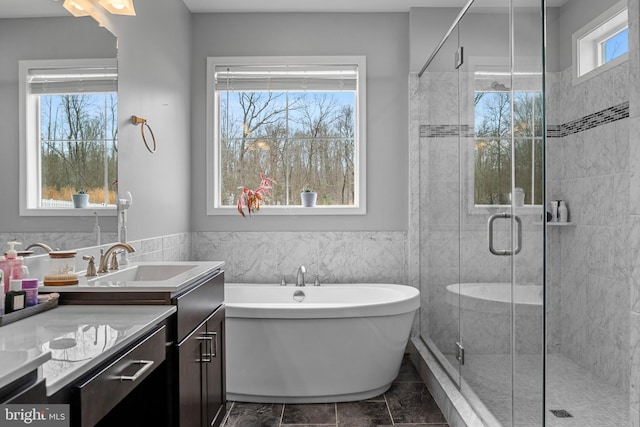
511,2 -> 545,426
416,0 -> 545,424
456,3 -> 515,425
455,1 -> 545,425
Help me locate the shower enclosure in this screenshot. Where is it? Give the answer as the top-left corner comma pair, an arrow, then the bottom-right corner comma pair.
411,0 -> 633,425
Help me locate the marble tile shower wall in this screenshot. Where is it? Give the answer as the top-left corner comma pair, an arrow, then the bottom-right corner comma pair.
413,62 -> 632,384
547,63 -> 631,392
192,231 -> 408,285
627,0 -> 640,423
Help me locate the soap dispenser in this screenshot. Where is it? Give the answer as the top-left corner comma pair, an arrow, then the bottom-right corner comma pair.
0,242 -> 24,293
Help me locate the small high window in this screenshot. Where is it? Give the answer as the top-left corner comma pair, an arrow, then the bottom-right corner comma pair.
574,1 -> 628,81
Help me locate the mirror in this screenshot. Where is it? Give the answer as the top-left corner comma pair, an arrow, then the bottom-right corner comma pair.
0,1 -> 118,250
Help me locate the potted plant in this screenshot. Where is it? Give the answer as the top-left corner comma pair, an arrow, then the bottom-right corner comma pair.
301,187 -> 317,207
72,190 -> 89,208
236,173 -> 275,217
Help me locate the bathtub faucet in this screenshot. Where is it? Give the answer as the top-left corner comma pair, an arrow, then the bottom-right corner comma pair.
296,265 -> 306,287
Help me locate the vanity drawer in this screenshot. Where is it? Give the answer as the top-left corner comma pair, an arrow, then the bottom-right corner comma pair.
72,325 -> 166,427
174,270 -> 224,343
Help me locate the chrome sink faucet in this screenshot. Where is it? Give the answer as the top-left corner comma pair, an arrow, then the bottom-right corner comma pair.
98,243 -> 136,274
26,242 -> 54,253
296,265 -> 306,287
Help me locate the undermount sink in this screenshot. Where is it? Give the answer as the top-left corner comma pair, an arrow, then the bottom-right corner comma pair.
39,261 -> 224,294
89,264 -> 199,283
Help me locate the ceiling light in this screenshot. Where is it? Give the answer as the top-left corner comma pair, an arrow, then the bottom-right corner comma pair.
63,0 -> 93,17
98,0 -> 136,16
62,0 -> 136,26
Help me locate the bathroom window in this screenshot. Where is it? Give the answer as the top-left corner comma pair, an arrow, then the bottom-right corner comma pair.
206,56 -> 366,215
19,59 -> 118,216
473,89 -> 543,206
574,1 -> 628,82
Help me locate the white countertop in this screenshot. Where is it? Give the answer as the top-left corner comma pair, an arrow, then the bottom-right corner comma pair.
40,261 -> 224,294
0,305 -> 176,395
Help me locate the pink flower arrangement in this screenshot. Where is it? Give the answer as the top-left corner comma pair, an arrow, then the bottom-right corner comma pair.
237,173 -> 275,217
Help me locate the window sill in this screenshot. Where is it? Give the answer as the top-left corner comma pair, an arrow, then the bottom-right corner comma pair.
20,207 -> 116,217
208,205 -> 366,216
573,53 -> 628,86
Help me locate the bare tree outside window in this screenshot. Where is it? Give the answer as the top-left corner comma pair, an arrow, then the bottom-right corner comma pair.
474,90 -> 543,206
39,93 -> 118,207
220,91 -> 355,207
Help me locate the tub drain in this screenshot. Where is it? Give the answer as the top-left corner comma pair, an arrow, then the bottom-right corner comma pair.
293,290 -> 305,302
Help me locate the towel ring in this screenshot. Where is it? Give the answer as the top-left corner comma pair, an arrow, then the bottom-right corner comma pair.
131,115 -> 157,154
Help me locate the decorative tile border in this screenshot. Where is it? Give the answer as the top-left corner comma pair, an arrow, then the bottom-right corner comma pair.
421,102 -> 628,139
548,102 -> 629,138
420,124 -> 474,138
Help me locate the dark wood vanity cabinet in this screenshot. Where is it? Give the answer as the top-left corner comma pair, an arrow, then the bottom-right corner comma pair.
177,306 -> 225,427
172,269 -> 226,427
204,308 -> 225,427
0,372 -> 46,404
51,267 -> 226,427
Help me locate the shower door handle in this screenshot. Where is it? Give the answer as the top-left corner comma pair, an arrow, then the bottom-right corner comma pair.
488,212 -> 522,256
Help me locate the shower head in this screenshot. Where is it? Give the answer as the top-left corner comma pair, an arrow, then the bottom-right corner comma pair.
491,81 -> 510,91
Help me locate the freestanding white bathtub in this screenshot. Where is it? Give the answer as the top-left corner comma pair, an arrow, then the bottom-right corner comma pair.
225,283 -> 420,403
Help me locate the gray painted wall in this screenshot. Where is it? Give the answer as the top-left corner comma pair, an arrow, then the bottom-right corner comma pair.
190,12 -> 409,232
410,7 -> 544,74
554,0 -> 623,71
107,0 -> 193,241
0,0 -> 193,243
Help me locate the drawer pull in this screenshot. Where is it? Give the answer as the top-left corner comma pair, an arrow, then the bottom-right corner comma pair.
203,331 -> 217,359
119,360 -> 155,382
198,332 -> 218,362
197,336 -> 213,362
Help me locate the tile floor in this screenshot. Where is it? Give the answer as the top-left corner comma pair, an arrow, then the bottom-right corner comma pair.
445,352 -> 628,427
221,357 -> 449,427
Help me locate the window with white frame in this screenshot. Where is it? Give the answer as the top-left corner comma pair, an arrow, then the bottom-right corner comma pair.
20,59 -> 118,216
574,1 -> 628,80
206,56 -> 366,215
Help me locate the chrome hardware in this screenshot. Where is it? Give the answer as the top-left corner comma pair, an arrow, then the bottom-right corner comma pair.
202,332 -> 217,359
98,243 -> 136,274
293,290 -> 305,302
197,336 -> 213,363
119,360 -> 154,382
455,46 -> 464,69
488,212 -> 522,256
98,249 -> 106,274
82,255 -> 97,277
25,242 -> 53,253
109,251 -> 120,270
455,342 -> 465,365
296,265 -> 306,287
